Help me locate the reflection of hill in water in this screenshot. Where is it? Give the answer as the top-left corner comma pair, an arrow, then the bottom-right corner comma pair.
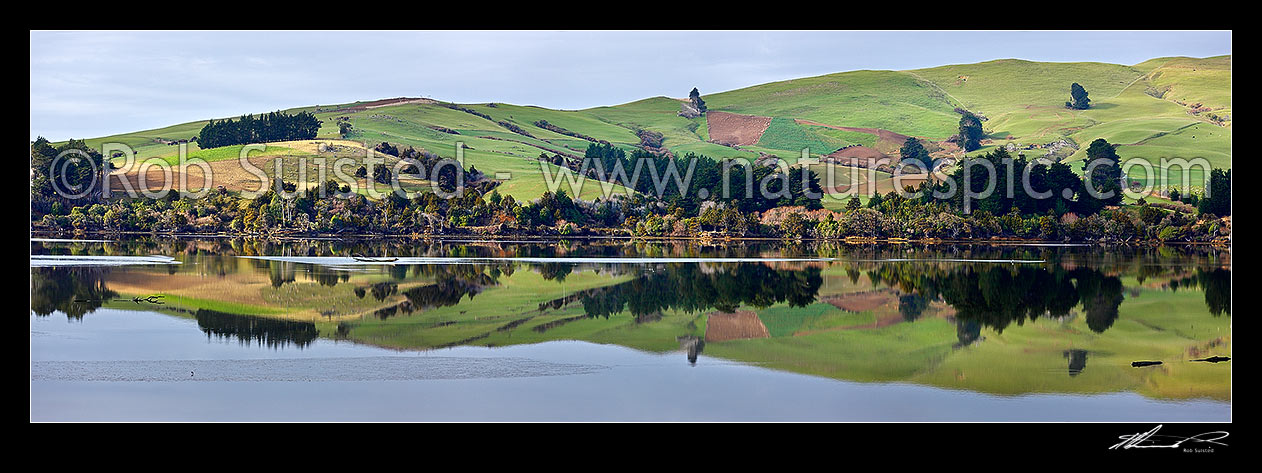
31,236 -> 1234,270
367,271 -> 500,320
903,266 -> 1124,334
195,309 -> 319,349
30,267 -> 118,320
573,264 -> 823,319
410,273 -> 498,308
1162,268 -> 1232,316
29,240 -> 1232,400
534,262 -> 1206,337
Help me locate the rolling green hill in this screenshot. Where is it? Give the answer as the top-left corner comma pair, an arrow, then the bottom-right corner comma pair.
707,69 -> 964,139
48,55 -> 1230,200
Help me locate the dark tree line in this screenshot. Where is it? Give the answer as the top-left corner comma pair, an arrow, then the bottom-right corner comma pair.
871,264 -> 1126,334
373,142 -> 484,193
900,137 -> 933,170
436,102 -> 494,121
929,145 -> 1113,216
30,267 -> 117,320
197,111 -> 320,149
534,119 -> 601,143
30,137 -> 109,219
196,309 -> 319,348
577,263 -> 822,319
580,142 -> 824,217
1198,168 -> 1231,217
515,188 -> 591,227
1079,138 -> 1125,214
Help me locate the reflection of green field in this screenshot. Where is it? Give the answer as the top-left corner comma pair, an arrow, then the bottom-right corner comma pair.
696,286 -> 1229,401
100,269 -> 1233,403
259,281 -> 421,319
707,318 -> 957,382
344,269 -> 639,349
758,302 -> 874,337
680,273 -> 1227,400
106,263 -> 424,320
109,293 -> 288,317
81,248 -> 1229,401
531,307 -> 706,353
914,288 -> 1228,400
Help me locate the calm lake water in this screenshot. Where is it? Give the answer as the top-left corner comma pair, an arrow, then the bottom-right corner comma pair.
30,238 -> 1231,421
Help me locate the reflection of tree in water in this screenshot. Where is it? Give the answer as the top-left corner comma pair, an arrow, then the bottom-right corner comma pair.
373,305 -> 398,320
1202,269 -> 1231,316
402,276 -> 488,309
1078,272 -> 1124,333
30,267 -> 118,320
1064,349 -> 1088,377
361,267 -> 502,320
195,309 -> 319,349
634,311 -> 663,324
677,335 -> 705,365
310,268 -> 348,287
536,262 -> 574,282
969,267 -> 1119,333
846,268 -> 861,284
267,260 -> 296,288
873,265 -> 1126,334
899,293 -> 930,322
955,319 -> 981,348
1167,268 -> 1231,316
936,267 -> 1072,332
370,282 -> 398,301
576,263 -> 822,319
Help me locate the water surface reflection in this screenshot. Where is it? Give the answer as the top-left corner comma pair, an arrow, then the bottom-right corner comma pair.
31,238 -> 1231,403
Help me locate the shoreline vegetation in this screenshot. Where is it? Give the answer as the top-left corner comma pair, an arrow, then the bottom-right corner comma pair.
29,180 -> 1232,246
31,139 -> 1231,245
30,230 -> 1229,247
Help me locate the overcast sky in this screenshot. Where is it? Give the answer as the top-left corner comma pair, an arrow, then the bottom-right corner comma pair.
30,30 -> 1231,141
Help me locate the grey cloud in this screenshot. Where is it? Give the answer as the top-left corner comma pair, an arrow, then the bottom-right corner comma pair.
31,30 -> 1230,141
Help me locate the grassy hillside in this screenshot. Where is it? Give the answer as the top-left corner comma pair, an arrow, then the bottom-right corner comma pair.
920,57 -> 1230,187
706,69 -> 964,140
49,55 -> 1229,201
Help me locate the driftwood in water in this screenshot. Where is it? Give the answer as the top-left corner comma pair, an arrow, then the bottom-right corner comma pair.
1191,356 -> 1231,363
351,253 -> 398,263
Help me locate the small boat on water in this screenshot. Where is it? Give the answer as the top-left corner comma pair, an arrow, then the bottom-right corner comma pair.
351,253 -> 399,263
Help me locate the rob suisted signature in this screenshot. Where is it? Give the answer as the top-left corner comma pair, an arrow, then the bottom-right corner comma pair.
1110,425 -> 1229,451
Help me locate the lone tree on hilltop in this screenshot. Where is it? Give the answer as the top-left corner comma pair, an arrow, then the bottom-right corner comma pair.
689,87 -> 707,114
957,112 -> 984,151
1067,83 -> 1091,110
